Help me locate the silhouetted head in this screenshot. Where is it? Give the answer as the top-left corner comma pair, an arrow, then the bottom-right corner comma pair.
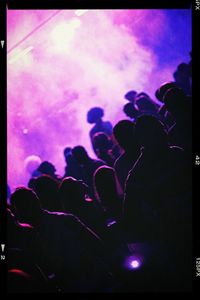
63,147 -> 74,165
28,177 -> 36,189
137,92 -> 150,99
87,107 -> 104,124
177,62 -> 191,75
123,102 -> 139,119
31,175 -> 60,212
93,166 -> 119,210
37,161 -> 56,177
92,132 -> 113,151
10,187 -> 42,226
173,64 -> 192,95
124,90 -> 137,102
72,146 -> 89,164
163,87 -> 187,118
63,147 -> 72,159
135,115 -> 168,152
135,95 -> 156,112
113,120 -> 136,152
155,81 -> 177,102
58,177 -> 87,213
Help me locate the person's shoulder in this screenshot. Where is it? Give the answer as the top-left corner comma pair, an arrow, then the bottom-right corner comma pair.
169,145 -> 184,151
90,126 -> 97,137
17,222 -> 34,235
103,121 -> 113,129
168,145 -> 186,161
17,221 -> 33,229
169,145 -> 184,155
104,120 -> 112,126
114,153 -> 126,168
125,152 -> 143,180
93,158 -> 106,166
168,123 -> 176,133
43,210 -> 75,221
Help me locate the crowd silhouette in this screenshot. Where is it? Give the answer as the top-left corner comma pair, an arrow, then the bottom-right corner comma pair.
7,56 -> 192,293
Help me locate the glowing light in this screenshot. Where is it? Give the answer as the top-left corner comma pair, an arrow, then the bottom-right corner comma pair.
24,155 -> 42,174
75,10 -> 88,17
51,18 -> 81,52
70,18 -> 82,29
8,46 -> 34,64
85,196 -> 93,202
107,220 -> 117,227
130,260 -> 140,269
23,129 -> 28,134
125,255 -> 143,270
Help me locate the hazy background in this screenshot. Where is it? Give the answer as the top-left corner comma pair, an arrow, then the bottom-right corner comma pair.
7,9 -> 192,190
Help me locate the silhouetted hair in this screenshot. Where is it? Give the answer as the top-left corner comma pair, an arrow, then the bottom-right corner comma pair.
58,177 -> 86,212
123,102 -> 139,119
87,107 -> 104,124
92,132 -> 112,150
63,147 -> 72,158
113,120 -> 135,151
93,166 -> 119,208
155,82 -> 177,102
72,146 -> 89,164
10,187 -> 41,225
31,174 -> 60,211
37,161 -> 56,176
163,87 -> 187,116
137,92 -> 150,98
124,90 -> 137,102
177,62 -> 191,73
135,115 -> 168,150
135,95 -> 156,112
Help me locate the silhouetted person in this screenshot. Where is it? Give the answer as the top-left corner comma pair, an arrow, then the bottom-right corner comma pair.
124,90 -> 137,102
72,145 -> 106,198
94,166 -> 122,225
155,82 -> 177,104
163,87 -> 192,155
135,94 -> 158,116
173,62 -> 192,96
7,208 -> 34,250
87,107 -> 113,152
92,132 -> 116,166
155,81 -> 177,128
59,177 -> 105,238
31,174 -> 61,212
93,166 -> 130,279
7,207 -> 50,290
123,102 -> 140,121
28,177 -> 36,190
123,115 -> 192,290
113,120 -> 140,191
37,161 -> 61,181
10,187 -> 113,292
63,147 -> 82,180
